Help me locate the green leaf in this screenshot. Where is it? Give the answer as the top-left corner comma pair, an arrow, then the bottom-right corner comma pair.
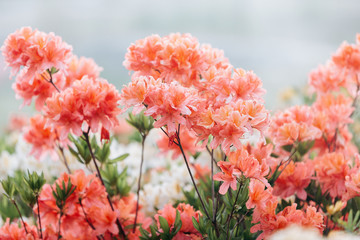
139,226 -> 150,237
297,140 -> 315,156
158,216 -> 170,234
150,225 -> 158,237
281,144 -> 293,152
108,153 -> 129,164
49,67 -> 59,74
172,210 -> 182,236
192,217 -> 200,232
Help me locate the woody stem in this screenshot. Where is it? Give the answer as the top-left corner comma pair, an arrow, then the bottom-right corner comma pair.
176,126 -> 211,220
83,130 -> 127,239
133,134 -> 146,233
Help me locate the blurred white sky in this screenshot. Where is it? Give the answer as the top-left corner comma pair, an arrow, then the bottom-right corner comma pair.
0,0 -> 360,125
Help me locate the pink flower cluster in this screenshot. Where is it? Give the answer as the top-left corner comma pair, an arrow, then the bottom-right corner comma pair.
309,34 -> 360,95
122,33 -> 269,154
269,105 -> 322,147
214,143 -> 272,194
23,114 -> 66,160
1,27 -> 72,80
0,218 -> 38,239
2,27 -> 119,159
44,76 -> 121,139
247,179 -> 323,240
36,170 -> 150,239
124,33 -> 217,87
253,34 -> 360,238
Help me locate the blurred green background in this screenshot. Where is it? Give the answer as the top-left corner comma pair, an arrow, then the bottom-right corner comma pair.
1,0 -> 360,126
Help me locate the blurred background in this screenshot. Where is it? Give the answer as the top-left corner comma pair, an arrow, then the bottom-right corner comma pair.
0,0 -> 360,126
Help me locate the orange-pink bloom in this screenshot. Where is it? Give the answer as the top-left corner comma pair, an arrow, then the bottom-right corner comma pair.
0,219 -> 38,240
144,82 -> 200,136
113,194 -> 152,239
23,114 -> 65,160
207,99 -> 269,153
247,179 -> 273,210
44,76 -> 121,139
64,55 -> 103,88
1,27 -> 73,83
37,170 -> 150,239
332,38 -> 360,74
268,105 -> 322,147
120,75 -> 162,114
13,70 -> 65,111
1,27 -> 36,77
124,33 -> 208,87
343,156 -> 360,201
251,204 -> 323,240
273,160 -> 314,200
309,62 -> 348,94
213,161 -> 238,195
314,152 -> 350,198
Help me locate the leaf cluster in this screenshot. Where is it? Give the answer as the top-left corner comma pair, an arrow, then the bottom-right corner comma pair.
140,210 -> 182,240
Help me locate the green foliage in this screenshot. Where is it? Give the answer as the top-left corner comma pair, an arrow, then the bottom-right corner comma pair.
48,67 -> 59,75
0,197 -> 18,221
140,210 -> 182,240
68,134 -> 92,164
304,180 -> 333,213
338,209 -> 360,233
128,131 -> 143,143
69,134 -> 129,165
108,153 -> 129,164
23,171 -> 46,196
178,175 -> 256,239
0,171 -> 36,221
126,111 -> 154,136
297,140 -> 315,156
101,164 -> 131,197
1,176 -> 16,200
52,179 -> 76,210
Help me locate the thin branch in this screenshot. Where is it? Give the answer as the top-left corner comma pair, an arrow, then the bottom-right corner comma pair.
211,149 -> 215,219
41,71 -> 60,93
350,76 -> 360,118
13,200 -> 28,234
36,197 -> 43,239
79,198 -> 96,230
206,145 -> 220,170
176,126 -> 210,220
210,149 -> 220,237
133,134 -> 146,233
58,146 -> 71,174
79,198 -> 102,239
226,186 -> 242,239
83,129 -> 127,239
275,147 -> 297,180
58,210 -> 63,239
229,210 -> 249,239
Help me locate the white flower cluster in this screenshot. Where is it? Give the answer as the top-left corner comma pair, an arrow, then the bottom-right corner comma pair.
110,129 -> 202,215
0,132 -> 85,180
269,225 -> 360,240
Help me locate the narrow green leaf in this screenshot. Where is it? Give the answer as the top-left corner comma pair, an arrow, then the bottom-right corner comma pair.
158,216 -> 170,234
108,153 -> 129,163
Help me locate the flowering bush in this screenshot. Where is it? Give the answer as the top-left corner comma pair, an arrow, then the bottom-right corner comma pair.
0,27 -> 359,239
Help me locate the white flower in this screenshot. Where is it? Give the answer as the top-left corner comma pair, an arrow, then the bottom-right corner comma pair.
0,151 -> 19,177
269,225 -> 322,240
